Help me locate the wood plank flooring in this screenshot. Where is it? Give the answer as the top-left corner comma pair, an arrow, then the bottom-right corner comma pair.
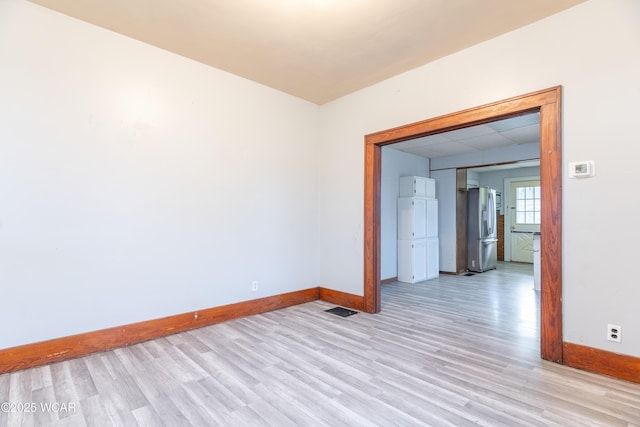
2,262 -> 639,426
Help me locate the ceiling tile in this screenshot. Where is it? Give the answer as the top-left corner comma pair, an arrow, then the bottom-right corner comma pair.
409,133 -> 452,146
500,124 -> 540,144
389,112 -> 541,159
487,113 -> 540,132
426,142 -> 476,157
442,125 -> 495,141
459,133 -> 514,150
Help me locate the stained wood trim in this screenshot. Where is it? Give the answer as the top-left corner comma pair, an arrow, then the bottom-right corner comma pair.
364,142 -> 381,313
380,277 -> 398,285
0,288 -> 320,375
564,342 -> 640,384
365,88 -> 558,146
497,215 -> 505,261
319,288 -> 366,311
363,86 -> 563,363
539,94 -> 563,363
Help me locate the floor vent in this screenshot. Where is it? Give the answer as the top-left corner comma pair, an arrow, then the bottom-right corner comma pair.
325,307 -> 358,317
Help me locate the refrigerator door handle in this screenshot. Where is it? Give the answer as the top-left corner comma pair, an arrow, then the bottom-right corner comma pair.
487,191 -> 495,235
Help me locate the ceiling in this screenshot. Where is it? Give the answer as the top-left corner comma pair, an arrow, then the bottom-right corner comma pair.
27,0 -> 586,105
391,112 -> 541,160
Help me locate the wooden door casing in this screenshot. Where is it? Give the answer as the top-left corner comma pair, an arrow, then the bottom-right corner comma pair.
364,86 -> 563,363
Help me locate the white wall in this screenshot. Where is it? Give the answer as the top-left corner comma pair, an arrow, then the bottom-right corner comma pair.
380,148 -> 429,280
318,0 -> 640,356
0,0 -> 320,349
430,169 -> 457,273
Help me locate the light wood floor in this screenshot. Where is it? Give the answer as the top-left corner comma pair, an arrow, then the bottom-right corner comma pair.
2,262 -> 639,426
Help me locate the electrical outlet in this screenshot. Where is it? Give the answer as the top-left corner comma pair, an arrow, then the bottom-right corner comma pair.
607,324 -> 621,343
251,281 -> 259,292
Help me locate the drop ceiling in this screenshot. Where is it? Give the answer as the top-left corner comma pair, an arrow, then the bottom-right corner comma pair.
26,0 -> 587,105
391,112 -> 541,160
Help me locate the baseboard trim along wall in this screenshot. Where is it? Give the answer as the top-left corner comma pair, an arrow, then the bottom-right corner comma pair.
380,277 -> 398,285
318,288 -> 366,311
563,342 -> 640,384
0,287 -> 340,375
7,294 -> 638,385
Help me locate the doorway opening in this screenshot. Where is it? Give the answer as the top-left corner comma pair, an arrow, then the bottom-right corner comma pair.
504,176 -> 541,263
364,87 -> 563,363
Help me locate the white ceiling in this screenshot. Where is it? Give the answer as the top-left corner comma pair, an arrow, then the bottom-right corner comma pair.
26,0 -> 587,105
392,112 -> 541,160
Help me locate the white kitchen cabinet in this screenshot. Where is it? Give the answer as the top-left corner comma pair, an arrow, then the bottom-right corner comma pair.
400,176 -> 436,198
426,237 -> 440,279
397,238 -> 439,283
398,197 -> 438,240
398,197 -> 426,239
398,239 -> 427,283
425,197 -> 438,238
397,188 -> 439,283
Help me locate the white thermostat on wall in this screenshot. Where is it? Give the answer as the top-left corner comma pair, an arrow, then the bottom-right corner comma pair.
568,160 -> 595,178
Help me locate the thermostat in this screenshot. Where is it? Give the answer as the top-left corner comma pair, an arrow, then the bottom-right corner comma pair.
569,161 -> 595,178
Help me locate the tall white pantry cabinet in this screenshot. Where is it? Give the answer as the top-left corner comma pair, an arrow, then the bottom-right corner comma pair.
397,176 -> 439,283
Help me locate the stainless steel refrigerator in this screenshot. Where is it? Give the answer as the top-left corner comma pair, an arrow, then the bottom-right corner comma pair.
467,187 -> 498,272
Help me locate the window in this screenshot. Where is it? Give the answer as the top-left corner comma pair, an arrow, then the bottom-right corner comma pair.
516,186 -> 540,224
